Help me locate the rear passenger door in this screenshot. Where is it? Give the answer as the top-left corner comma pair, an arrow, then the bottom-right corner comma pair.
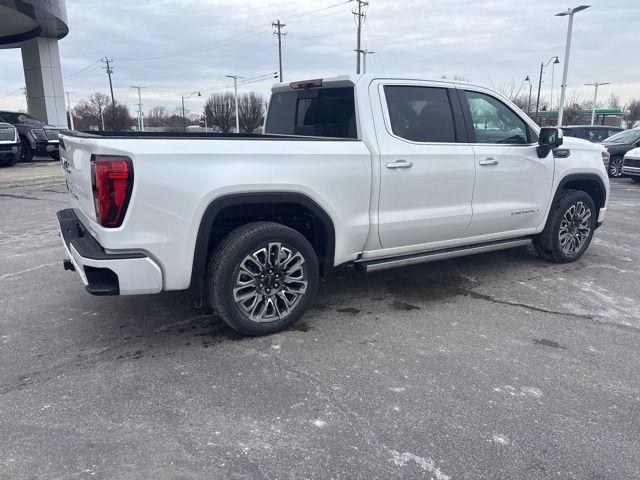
460,88 -> 553,237
374,81 -> 476,250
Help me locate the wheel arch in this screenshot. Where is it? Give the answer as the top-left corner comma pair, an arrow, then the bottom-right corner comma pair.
190,192 -> 336,307
549,173 -> 607,225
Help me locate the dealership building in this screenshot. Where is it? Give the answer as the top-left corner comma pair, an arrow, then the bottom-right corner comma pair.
0,0 -> 68,127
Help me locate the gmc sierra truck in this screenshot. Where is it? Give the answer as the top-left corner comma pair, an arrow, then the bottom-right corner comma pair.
57,75 -> 610,336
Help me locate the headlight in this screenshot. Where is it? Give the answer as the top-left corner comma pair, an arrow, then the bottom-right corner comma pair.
31,128 -> 46,141
602,151 -> 610,165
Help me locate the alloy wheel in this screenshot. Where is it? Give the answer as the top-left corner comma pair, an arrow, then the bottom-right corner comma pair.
232,242 -> 308,322
558,201 -> 592,256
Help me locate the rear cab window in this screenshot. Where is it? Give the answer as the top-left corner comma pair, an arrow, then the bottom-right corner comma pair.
265,86 -> 357,139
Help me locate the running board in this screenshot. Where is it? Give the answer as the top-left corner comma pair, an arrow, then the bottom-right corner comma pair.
356,238 -> 532,273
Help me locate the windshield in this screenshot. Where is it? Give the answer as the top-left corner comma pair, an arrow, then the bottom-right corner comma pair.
604,129 -> 640,144
0,112 -> 44,126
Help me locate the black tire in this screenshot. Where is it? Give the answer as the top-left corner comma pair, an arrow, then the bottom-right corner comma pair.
206,221 -> 319,336
0,154 -> 19,167
19,137 -> 33,162
631,177 -> 640,184
532,189 -> 597,263
50,151 -> 60,161
608,155 -> 624,177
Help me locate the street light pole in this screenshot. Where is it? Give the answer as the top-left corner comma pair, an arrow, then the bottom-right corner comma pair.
354,49 -> 375,74
524,76 -> 532,114
534,56 -> 559,123
556,5 -> 590,127
226,75 -> 243,133
181,91 -> 201,132
585,82 -> 610,125
130,85 -> 146,132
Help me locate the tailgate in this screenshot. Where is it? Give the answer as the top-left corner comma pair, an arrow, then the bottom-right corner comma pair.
59,134 -> 98,222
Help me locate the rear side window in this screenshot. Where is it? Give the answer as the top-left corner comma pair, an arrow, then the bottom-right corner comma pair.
464,91 -> 529,144
587,128 -> 610,142
265,87 -> 357,139
384,86 -> 456,142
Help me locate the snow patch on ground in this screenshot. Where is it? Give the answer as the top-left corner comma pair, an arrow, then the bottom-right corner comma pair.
389,450 -> 450,480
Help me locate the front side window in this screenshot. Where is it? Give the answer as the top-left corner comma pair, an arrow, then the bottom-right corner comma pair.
464,91 -> 529,144
384,86 -> 456,143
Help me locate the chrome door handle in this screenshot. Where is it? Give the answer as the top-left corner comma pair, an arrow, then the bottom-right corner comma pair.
479,157 -> 500,166
386,160 -> 413,169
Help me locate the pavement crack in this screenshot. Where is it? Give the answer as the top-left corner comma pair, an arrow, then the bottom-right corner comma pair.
0,193 -> 46,201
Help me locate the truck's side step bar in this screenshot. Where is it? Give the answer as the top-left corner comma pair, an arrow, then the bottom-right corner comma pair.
355,237 -> 532,273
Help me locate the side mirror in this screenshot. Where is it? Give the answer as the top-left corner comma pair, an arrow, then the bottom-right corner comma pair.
537,127 -> 563,158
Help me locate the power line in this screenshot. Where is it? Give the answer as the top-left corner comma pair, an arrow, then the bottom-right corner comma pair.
63,60 -> 101,80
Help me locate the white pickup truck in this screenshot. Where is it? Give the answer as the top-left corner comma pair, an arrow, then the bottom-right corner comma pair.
58,75 -> 610,335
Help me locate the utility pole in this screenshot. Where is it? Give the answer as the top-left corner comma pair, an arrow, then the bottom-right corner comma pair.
272,19 -> 287,83
101,58 -> 115,108
22,87 -> 28,112
556,5 -> 590,127
226,75 -> 243,133
130,85 -> 146,131
585,82 -> 610,125
535,56 -> 559,123
65,91 -> 74,130
354,49 -> 375,74
352,0 -> 368,74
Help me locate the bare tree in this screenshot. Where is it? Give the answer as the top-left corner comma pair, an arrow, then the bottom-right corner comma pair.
146,105 -> 170,127
606,93 -> 621,110
72,99 -> 99,130
238,92 -> 265,133
626,98 -> 640,127
440,73 -> 470,83
103,102 -> 135,131
562,90 -> 590,126
205,92 -> 235,133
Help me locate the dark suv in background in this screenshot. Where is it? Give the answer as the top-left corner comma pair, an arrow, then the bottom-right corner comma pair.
562,125 -> 624,143
602,128 -> 640,177
0,111 -> 60,162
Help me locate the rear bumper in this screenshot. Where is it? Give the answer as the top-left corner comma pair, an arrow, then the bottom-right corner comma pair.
57,209 -> 163,296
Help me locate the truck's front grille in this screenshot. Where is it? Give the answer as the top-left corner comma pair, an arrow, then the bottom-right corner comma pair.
45,129 -> 59,141
624,158 -> 640,169
0,126 -> 16,142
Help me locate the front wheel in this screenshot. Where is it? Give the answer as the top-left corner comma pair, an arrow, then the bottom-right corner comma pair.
532,189 -> 597,263
207,221 -> 319,336
608,156 -> 624,177
19,138 -> 33,162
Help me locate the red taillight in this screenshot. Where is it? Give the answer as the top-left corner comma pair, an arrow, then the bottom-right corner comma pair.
91,155 -> 133,228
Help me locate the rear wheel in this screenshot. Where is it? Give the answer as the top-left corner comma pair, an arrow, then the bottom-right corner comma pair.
207,221 -> 319,336
608,155 -> 624,177
532,189 -> 597,263
19,137 -> 33,162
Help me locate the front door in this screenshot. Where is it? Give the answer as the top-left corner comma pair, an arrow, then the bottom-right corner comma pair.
460,88 -> 554,237
374,82 -> 476,250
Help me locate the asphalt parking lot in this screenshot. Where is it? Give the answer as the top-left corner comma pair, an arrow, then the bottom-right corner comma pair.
1,161 -> 640,479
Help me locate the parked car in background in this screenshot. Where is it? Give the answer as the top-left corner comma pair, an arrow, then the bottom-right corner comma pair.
0,122 -> 20,167
562,125 -> 624,144
0,111 -> 60,162
622,147 -> 640,184
57,75 -> 609,336
602,128 -> 640,178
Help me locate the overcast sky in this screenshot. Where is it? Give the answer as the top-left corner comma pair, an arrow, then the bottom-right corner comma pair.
1,0 -> 639,115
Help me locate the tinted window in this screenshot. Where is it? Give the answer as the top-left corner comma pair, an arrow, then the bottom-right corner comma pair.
265,87 -> 356,138
464,91 -> 529,144
384,86 -> 456,142
0,112 -> 43,125
604,129 -> 640,144
587,128 -> 610,143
